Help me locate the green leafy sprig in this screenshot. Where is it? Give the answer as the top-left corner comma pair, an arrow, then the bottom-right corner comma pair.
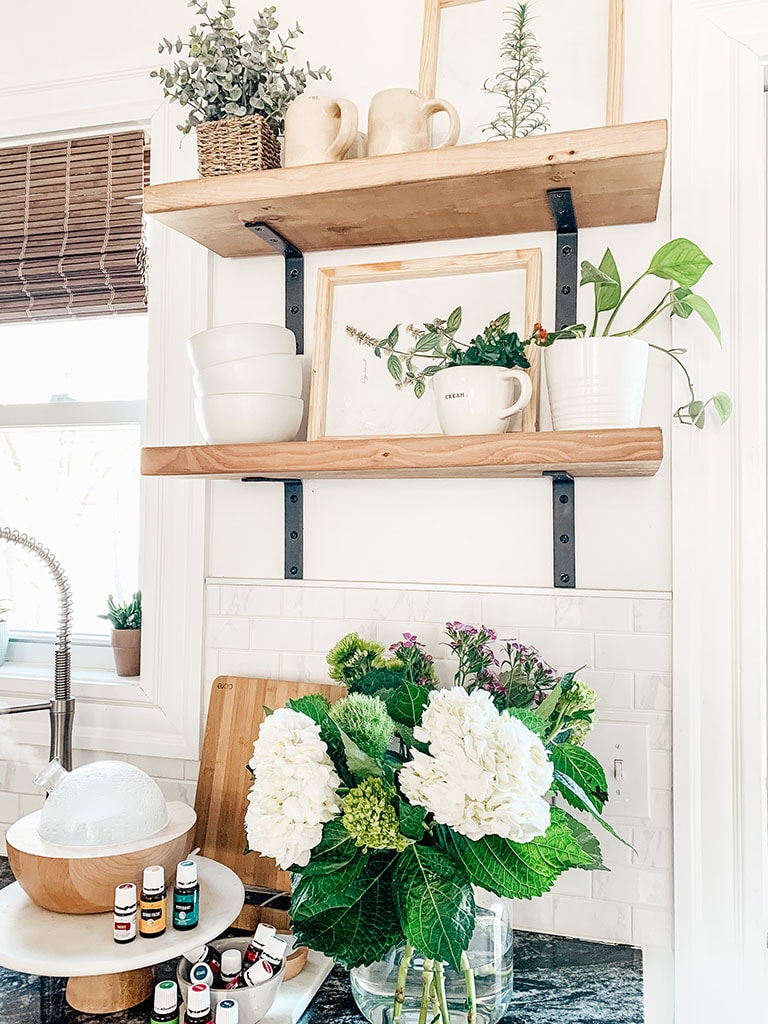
534,238 -> 732,429
151,1 -> 331,136
483,2 -> 550,140
346,308 -> 530,399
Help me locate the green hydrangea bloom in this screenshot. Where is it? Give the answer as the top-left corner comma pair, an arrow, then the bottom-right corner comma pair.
329,693 -> 395,759
556,680 -> 598,744
342,777 -> 411,853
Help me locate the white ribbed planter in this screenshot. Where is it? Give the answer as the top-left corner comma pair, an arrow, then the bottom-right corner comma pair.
544,336 -> 649,430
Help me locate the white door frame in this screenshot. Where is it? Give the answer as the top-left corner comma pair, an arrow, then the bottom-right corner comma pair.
672,2 -> 768,1020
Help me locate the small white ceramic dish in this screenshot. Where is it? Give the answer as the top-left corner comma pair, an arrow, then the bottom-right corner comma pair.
177,937 -> 285,1024
194,353 -> 303,398
188,323 -> 296,372
194,393 -> 304,444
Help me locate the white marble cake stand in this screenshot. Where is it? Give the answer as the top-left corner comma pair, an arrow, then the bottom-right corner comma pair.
0,855 -> 244,1014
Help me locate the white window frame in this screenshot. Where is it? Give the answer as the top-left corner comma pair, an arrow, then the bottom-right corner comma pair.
0,70 -> 209,759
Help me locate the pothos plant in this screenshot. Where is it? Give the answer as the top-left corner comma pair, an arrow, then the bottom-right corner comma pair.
244,623 -> 624,1024
534,238 -> 732,429
346,309 -> 530,399
151,1 -> 331,136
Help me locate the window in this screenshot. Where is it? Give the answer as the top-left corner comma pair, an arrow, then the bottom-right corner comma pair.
0,130 -> 148,652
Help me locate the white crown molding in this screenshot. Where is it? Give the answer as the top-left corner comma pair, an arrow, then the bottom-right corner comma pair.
672,2 -> 768,1022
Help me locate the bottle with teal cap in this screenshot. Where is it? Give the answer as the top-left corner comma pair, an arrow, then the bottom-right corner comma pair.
151,980 -> 179,1024
173,860 -> 200,931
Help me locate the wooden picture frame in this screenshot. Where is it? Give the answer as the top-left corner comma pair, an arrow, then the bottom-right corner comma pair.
419,0 -> 625,128
308,248 -> 542,441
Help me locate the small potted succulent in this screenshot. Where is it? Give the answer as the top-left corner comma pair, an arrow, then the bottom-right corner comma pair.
99,591 -> 142,678
346,309 -> 534,435
0,602 -> 10,667
533,238 -> 732,430
151,0 -> 331,177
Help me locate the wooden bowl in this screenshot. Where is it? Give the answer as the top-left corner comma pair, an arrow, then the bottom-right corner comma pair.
6,801 -> 196,913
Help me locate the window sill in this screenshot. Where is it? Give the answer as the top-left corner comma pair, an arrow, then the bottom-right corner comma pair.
0,662 -> 146,705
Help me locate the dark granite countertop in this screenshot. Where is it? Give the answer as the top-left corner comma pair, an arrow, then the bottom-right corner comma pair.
0,857 -> 643,1024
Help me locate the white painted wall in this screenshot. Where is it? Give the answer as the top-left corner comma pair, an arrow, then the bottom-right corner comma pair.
0,2 -> 690,1019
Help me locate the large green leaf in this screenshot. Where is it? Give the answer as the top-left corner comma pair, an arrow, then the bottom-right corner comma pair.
290,818 -> 358,877
552,770 -> 631,848
647,238 -> 712,287
580,260 -> 618,287
397,799 -> 426,840
558,809 -> 608,871
678,292 -> 722,345
595,248 -> 622,313
291,852 -> 402,968
337,726 -> 385,781
384,680 -> 431,727
505,707 -> 547,738
713,392 -> 733,423
446,307 -> 463,333
392,844 -> 475,970
549,744 -> 608,809
437,808 -> 592,902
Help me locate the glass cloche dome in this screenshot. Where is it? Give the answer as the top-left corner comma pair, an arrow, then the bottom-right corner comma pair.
35,759 -> 170,847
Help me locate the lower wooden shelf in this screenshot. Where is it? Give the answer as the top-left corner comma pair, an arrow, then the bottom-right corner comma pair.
141,427 -> 663,480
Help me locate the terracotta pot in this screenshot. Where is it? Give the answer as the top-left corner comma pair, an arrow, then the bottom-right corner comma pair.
111,628 -> 141,677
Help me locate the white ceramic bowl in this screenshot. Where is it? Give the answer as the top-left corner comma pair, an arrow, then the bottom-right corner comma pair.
188,323 -> 296,372
193,354 -> 303,399
177,937 -> 285,1024
195,393 -> 304,444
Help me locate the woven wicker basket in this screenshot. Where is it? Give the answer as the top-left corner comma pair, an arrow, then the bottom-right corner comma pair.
196,114 -> 282,177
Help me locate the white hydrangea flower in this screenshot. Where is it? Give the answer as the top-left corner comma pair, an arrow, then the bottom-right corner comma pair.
245,707 -> 341,870
399,687 -> 553,843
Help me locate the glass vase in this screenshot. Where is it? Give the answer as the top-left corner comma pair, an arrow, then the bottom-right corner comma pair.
349,900 -> 513,1024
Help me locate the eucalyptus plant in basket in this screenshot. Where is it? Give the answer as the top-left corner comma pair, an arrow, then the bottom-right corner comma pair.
244,623 -> 624,1024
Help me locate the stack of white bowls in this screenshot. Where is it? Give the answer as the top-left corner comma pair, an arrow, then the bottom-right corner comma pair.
188,323 -> 304,444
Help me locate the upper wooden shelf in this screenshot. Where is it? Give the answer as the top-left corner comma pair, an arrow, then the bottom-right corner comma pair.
141,428 -> 664,480
143,120 -> 668,259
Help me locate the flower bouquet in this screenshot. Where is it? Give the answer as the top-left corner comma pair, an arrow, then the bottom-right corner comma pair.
245,624 -> 622,1024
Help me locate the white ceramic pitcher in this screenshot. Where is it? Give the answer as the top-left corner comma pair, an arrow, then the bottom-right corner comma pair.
284,94 -> 359,167
367,88 -> 460,157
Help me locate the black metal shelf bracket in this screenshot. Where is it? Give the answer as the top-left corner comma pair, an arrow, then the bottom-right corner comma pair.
241,222 -> 305,580
243,222 -> 305,353
544,471 -> 575,589
546,188 -> 578,331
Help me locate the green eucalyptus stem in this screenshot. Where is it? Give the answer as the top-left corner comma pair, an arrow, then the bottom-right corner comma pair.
393,942 -> 414,1023
420,959 -> 435,1024
460,951 -> 477,1024
433,962 -> 452,1024
602,272 -> 647,335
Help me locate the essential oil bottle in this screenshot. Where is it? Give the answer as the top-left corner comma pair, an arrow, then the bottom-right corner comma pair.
261,935 -> 287,971
190,962 -> 215,987
173,860 -> 200,931
139,865 -> 167,938
236,959 -> 273,989
113,882 -> 137,944
150,980 -> 180,1024
215,999 -> 239,1024
242,923 -> 276,967
219,949 -> 242,988
183,944 -> 222,985
183,983 -> 213,1024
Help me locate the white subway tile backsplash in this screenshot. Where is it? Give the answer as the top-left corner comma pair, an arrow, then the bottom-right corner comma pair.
632,906 -> 675,949
551,868 -> 592,899
556,596 -> 634,632
633,599 -> 672,634
312,619 -> 379,654
578,669 -> 634,709
513,894 -> 554,933
250,618 -> 313,652
18,793 -> 44,816
281,586 -> 346,620
481,594 -> 556,629
217,650 -> 281,679
206,586 -> 221,615
0,792 -> 19,823
635,673 -> 672,711
595,633 -> 672,672
413,591 -> 483,626
219,585 -> 282,617
207,616 -> 251,649
344,588 -> 413,621
592,865 -> 672,908
649,750 -> 672,791
516,628 -> 594,669
279,652 -> 334,683
632,829 -> 673,870
553,896 -> 632,944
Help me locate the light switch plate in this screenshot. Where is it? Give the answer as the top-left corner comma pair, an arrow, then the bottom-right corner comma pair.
587,720 -> 651,820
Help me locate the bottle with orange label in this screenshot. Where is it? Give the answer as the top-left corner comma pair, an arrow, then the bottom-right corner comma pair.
139,865 -> 167,938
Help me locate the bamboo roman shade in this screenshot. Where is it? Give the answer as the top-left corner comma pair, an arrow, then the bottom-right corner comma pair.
0,130 -> 149,323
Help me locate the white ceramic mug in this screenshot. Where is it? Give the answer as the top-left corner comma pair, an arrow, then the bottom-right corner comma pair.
284,94 -> 359,167
345,131 -> 368,160
367,88 -> 461,157
431,365 -> 533,435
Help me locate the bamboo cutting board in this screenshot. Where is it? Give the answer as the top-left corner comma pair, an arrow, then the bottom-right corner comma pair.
194,675 -> 345,931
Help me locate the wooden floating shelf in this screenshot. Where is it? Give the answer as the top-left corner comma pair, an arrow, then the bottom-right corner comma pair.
143,120 -> 668,259
141,428 -> 664,480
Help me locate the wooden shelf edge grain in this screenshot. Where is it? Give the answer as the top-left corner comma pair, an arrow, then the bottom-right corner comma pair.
143,120 -> 668,258
141,427 -> 664,480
